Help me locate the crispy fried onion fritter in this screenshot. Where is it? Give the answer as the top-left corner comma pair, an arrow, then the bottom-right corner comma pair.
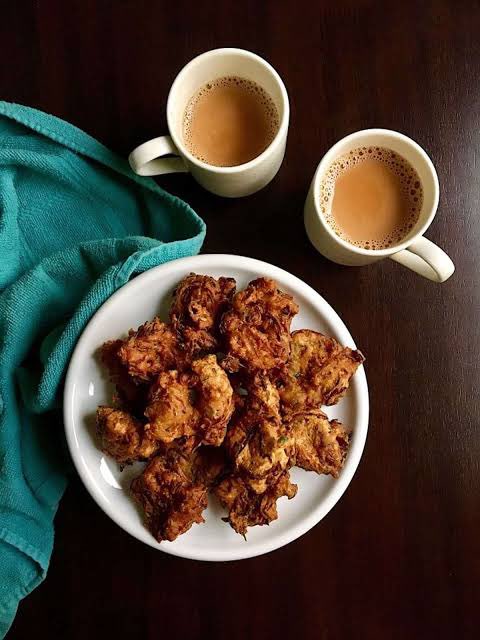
144,370 -> 199,443
278,330 -> 365,410
131,451 -> 208,542
144,355 -> 234,447
96,406 -> 158,464
220,277 -> 299,372
224,374 -> 293,494
117,318 -> 183,383
214,471 -> 297,537
99,340 -> 148,415
286,409 -> 351,477
170,273 -> 236,357
191,355 -> 235,446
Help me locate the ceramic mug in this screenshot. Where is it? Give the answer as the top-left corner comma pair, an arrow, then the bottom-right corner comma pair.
304,129 -> 455,282
128,48 -> 289,198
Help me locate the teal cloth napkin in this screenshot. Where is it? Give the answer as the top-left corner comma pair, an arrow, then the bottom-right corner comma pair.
0,101 -> 206,637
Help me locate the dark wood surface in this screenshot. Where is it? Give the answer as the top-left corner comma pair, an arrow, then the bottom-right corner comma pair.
2,1 -> 479,638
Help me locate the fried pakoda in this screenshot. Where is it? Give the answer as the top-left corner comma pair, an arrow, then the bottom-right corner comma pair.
96,273 -> 365,543
117,318 -> 183,383
170,274 -> 236,358
233,420 -> 294,494
220,278 -> 299,372
244,371 -> 281,420
145,355 -> 234,448
96,406 -> 158,464
224,374 -> 292,493
278,329 -> 365,411
156,443 -> 227,486
286,409 -> 351,477
191,355 -> 235,446
214,471 -> 297,536
144,370 -> 199,443
156,435 -> 198,455
99,340 -> 148,415
131,452 -> 208,542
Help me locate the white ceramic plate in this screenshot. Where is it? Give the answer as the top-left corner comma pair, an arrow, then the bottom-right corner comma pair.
64,254 -> 368,561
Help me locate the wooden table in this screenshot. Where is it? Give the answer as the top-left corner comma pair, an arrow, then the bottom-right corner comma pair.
3,1 -> 479,638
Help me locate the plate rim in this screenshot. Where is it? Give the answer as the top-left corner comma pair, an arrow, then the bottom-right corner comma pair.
63,253 -> 369,561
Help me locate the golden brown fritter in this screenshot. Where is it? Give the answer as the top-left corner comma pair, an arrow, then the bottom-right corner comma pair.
233,420 -> 293,494
170,273 -> 236,358
214,471 -> 297,536
224,374 -> 292,493
155,443 -> 227,487
96,406 -> 158,464
131,452 -> 208,542
278,329 -> 365,411
223,372 -> 279,460
286,409 -> 351,477
144,356 -> 234,448
99,340 -> 148,415
155,436 -> 198,456
244,370 -> 281,419
117,318 -> 183,383
144,370 -> 199,443
220,277 -> 299,372
191,355 -> 235,446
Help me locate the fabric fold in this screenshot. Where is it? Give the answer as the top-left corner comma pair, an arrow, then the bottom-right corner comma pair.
0,101 -> 205,637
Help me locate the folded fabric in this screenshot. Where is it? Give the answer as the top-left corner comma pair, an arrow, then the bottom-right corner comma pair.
0,101 -> 205,637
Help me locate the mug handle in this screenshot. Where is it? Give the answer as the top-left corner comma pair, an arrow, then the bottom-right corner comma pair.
128,136 -> 188,176
389,236 -> 455,282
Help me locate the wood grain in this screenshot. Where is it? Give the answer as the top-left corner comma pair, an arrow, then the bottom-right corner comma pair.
2,1 -> 479,638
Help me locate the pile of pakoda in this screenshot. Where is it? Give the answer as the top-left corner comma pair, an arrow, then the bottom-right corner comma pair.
95,274 -> 365,542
